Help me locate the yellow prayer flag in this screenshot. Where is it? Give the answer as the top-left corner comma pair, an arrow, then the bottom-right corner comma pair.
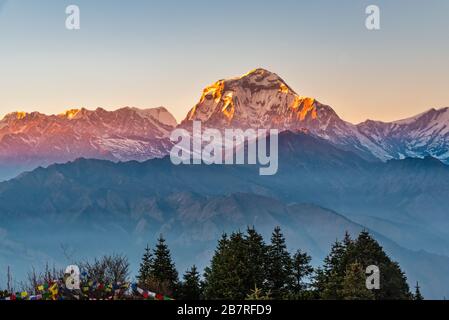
49,283 -> 58,296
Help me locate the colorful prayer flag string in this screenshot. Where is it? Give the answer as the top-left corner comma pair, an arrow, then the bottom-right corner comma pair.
0,280 -> 174,301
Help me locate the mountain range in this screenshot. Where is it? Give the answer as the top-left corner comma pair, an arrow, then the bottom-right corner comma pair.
1,68 -> 449,181
1,68 -> 449,298
183,68 -> 449,164
0,106 -> 176,180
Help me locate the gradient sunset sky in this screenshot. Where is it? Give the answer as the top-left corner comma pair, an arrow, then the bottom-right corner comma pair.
1,0 -> 448,123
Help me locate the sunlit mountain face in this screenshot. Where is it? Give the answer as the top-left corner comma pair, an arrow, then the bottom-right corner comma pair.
185,68 -> 320,127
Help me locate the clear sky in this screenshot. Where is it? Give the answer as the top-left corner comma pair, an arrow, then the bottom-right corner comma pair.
1,0 -> 448,123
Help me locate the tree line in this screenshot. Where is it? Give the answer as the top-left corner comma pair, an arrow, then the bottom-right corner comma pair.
136,227 -> 423,300
1,226 -> 424,300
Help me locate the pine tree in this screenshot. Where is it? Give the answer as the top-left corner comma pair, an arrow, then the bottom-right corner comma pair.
292,249 -> 314,296
150,234 -> 179,297
317,239 -> 347,299
244,227 -> 268,292
205,231 -> 251,299
203,229 -> 269,300
343,231 -> 352,245
225,231 -> 250,299
414,282 -> 424,300
312,267 -> 326,299
203,233 -> 230,299
266,226 -> 293,299
137,244 -> 153,288
340,262 -> 375,300
315,231 -> 412,300
179,265 -> 202,300
346,231 -> 411,300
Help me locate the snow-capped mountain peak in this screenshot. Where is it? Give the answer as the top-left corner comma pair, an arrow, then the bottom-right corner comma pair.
183,68 -> 329,130
181,69 -> 449,163
181,68 -> 392,161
